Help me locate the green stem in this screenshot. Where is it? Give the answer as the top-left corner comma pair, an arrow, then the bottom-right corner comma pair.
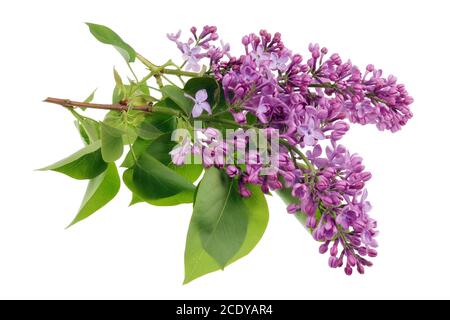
308,82 -> 336,89
126,62 -> 139,82
152,106 -> 181,117
136,53 -> 159,72
279,139 -> 314,171
161,68 -> 202,77
136,53 -> 201,78
124,107 -> 137,161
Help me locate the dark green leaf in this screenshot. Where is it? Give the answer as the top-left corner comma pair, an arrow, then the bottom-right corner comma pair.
143,132 -> 203,178
133,152 -> 195,200
145,133 -> 176,164
123,169 -> 196,206
161,85 -> 193,115
100,122 -> 124,162
68,163 -> 120,227
123,132 -> 202,205
39,140 -> 107,180
190,168 -> 249,267
86,23 -> 136,62
184,178 -> 269,284
136,113 -> 176,140
136,119 -> 163,140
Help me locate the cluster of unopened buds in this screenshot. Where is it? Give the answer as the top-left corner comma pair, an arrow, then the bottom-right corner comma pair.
168,26 -> 413,275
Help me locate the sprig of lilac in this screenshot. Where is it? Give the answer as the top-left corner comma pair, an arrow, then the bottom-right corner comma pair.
169,26 -> 414,275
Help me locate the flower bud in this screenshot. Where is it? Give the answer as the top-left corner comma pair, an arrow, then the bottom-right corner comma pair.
368,249 -> 378,258
319,242 -> 329,254
226,165 -> 239,178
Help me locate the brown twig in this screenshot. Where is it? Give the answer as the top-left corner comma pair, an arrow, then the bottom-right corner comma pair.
43,97 -> 151,112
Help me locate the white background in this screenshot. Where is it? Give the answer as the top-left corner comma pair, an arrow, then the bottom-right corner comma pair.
0,0 -> 448,300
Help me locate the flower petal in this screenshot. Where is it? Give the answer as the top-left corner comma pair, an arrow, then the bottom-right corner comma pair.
198,101 -> 212,114
195,89 -> 208,103
191,104 -> 203,118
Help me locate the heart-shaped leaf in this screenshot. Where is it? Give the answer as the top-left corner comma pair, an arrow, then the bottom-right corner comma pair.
39,140 -> 107,180
68,163 -> 120,227
184,169 -> 269,284
188,168 -> 248,267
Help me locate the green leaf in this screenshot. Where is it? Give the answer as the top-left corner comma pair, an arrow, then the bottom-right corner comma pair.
130,192 -> 142,206
112,68 -> 126,104
103,110 -> 124,129
77,89 -> 97,111
103,110 -> 139,145
137,82 -> 150,96
100,122 -> 124,162
68,163 -> 120,227
39,140 -> 107,180
189,168 -> 249,267
84,89 -> 97,103
133,152 -> 195,200
123,132 -> 202,205
136,119 -> 163,140
136,113 -> 176,140
113,68 -> 124,87
121,112 -> 177,168
161,85 -> 193,115
184,77 -> 220,108
171,163 -> 203,183
145,133 -> 176,164
184,175 -> 269,284
112,86 -> 124,104
74,121 -> 91,145
70,109 -> 100,144
123,169 -> 197,206
143,132 -> 203,176
86,23 -> 136,62
121,138 -> 152,168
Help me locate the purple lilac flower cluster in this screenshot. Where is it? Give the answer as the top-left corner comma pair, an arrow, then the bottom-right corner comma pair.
168,27 -> 413,275
167,26 -> 230,72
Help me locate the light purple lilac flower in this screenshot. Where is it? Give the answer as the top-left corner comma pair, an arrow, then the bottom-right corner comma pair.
185,89 -> 211,118
169,137 -> 191,165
